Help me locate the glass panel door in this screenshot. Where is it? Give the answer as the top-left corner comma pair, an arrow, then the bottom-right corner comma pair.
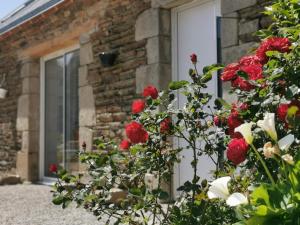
44,56 -> 64,177
65,51 -> 80,172
44,50 -> 79,178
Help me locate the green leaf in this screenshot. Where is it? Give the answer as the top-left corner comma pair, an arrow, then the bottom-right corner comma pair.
203,64 -> 224,74
130,144 -> 143,155
200,73 -> 212,83
52,195 -> 64,205
237,71 -> 249,80
251,185 -> 270,206
255,205 -> 268,216
169,80 -> 189,90
215,98 -> 231,110
265,51 -> 281,58
158,191 -> 169,200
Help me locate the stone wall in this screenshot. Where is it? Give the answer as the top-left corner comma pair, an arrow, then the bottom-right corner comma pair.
221,0 -> 272,64
220,0 -> 272,101
0,0 -> 152,178
0,53 -> 22,174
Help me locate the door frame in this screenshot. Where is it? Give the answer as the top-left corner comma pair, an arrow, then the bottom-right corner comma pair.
39,45 -> 79,183
171,0 -> 221,196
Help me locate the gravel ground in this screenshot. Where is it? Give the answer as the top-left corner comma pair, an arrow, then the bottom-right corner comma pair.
0,184 -> 102,225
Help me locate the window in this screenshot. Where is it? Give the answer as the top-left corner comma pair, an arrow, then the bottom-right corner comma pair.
40,47 -> 80,179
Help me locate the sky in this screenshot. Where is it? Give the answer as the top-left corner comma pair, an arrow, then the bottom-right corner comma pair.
0,0 -> 27,20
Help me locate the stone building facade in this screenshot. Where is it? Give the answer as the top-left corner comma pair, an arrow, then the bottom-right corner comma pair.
0,0 -> 271,183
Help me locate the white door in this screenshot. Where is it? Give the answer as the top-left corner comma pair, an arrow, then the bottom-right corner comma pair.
172,0 -> 220,192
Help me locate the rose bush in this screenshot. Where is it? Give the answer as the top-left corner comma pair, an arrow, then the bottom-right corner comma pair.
51,0 -> 300,224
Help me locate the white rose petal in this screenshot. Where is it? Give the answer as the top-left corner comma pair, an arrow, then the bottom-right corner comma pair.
144,173 -> 159,191
257,113 -> 278,141
282,154 -> 295,165
263,142 -> 279,158
226,193 -> 248,207
235,122 -> 255,144
207,176 -> 231,200
278,134 -> 295,151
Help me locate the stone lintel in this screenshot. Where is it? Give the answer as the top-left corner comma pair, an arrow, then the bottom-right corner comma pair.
151,0 -> 193,8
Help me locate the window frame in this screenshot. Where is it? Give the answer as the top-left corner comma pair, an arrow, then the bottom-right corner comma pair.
39,45 -> 80,183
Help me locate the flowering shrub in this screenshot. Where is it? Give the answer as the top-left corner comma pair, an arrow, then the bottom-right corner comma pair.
51,1 -> 300,224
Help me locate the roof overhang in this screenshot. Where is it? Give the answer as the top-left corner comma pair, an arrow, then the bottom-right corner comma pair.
0,0 -> 69,39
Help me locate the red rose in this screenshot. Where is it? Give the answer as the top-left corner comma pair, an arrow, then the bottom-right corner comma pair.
277,101 -> 300,124
277,103 -> 289,122
228,111 -> 243,138
256,37 -> 291,64
231,77 -> 254,91
160,118 -> 172,133
271,37 -> 291,52
82,141 -> 87,150
239,103 -> 249,111
49,164 -> 58,173
119,139 -> 131,151
214,116 -> 220,126
125,121 -> 149,144
221,63 -> 240,81
132,99 -> 145,114
240,64 -> 263,80
239,55 -> 261,66
190,53 -> 197,64
227,138 -> 249,165
143,85 -> 159,99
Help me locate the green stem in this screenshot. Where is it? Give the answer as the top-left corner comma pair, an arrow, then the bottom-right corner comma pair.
250,144 -> 276,186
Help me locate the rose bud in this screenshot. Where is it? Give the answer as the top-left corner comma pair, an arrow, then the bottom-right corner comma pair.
227,138 -> 249,165
190,53 -> 197,64
49,164 -> 58,173
143,85 -> 159,99
132,99 -> 145,114
119,139 -> 131,151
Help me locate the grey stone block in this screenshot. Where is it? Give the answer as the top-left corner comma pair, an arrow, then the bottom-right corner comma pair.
146,36 -> 171,64
221,0 -> 257,14
80,42 -> 94,66
136,64 -> 171,94
135,8 -> 170,41
136,8 -> 160,41
20,59 -> 39,78
21,131 -> 39,153
79,65 -> 88,87
222,42 -> 258,64
79,86 -> 96,127
79,127 -> 93,152
160,9 -> 171,36
22,77 -> 40,94
221,13 -> 239,48
16,94 -> 40,132
79,33 -> 90,45
239,19 -> 259,35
